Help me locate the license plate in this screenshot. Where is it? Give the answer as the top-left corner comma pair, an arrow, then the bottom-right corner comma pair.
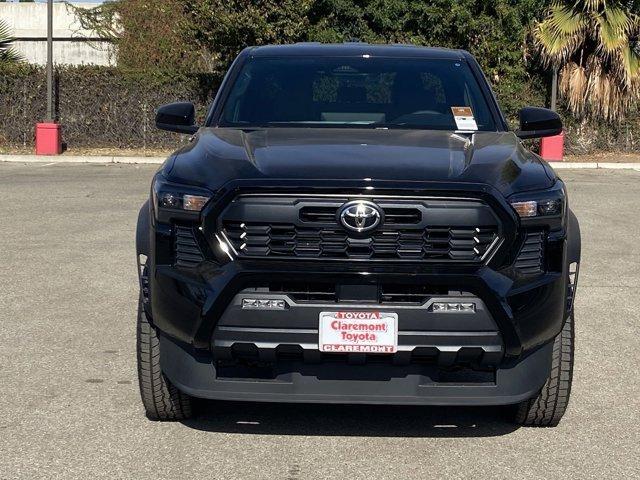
318,311 -> 398,353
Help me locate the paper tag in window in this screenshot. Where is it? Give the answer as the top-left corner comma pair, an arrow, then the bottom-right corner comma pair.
451,106 -> 478,131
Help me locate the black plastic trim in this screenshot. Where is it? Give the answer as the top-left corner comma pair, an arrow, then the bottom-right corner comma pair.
159,334 -> 552,406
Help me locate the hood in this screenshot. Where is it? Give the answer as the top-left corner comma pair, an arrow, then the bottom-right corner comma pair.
165,128 -> 556,197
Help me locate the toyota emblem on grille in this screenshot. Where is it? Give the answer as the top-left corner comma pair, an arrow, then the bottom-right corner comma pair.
338,201 -> 383,233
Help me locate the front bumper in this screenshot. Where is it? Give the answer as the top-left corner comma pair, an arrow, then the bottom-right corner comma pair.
147,260 -> 566,404
143,182 -> 572,405
160,333 -> 553,405
150,260 -> 568,357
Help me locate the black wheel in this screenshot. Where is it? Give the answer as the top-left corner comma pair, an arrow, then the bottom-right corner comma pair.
136,295 -> 193,421
513,311 -> 574,427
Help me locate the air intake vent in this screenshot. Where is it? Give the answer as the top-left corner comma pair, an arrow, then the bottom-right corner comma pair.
383,207 -> 421,224
515,230 -> 544,274
379,284 -> 436,304
299,206 -> 337,223
174,225 -> 204,268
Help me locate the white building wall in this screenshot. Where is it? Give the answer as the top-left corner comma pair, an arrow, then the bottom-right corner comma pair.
0,2 -> 113,66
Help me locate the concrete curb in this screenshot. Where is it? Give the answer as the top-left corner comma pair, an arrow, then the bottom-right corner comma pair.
551,162 -> 598,169
1,154 -> 640,170
0,154 -> 166,164
550,162 -> 640,170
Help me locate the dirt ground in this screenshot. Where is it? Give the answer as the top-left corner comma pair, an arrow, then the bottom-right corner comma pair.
0,146 -> 172,157
564,152 -> 640,163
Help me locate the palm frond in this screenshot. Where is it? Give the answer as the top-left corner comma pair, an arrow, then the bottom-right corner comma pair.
619,42 -> 640,85
561,62 -> 588,116
587,63 -> 629,121
0,19 -> 23,65
582,0 -> 606,11
546,5 -> 586,36
0,20 -> 14,41
537,0 -> 640,121
596,7 -> 633,53
535,5 -> 587,66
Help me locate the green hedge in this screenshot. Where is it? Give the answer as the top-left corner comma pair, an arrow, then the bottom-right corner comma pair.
1,64 -> 638,153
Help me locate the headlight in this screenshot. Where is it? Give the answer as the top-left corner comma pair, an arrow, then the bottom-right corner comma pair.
508,182 -> 566,225
158,192 -> 210,212
152,175 -> 214,221
510,198 -> 563,218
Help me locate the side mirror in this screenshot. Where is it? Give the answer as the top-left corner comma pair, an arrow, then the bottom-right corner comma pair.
155,102 -> 198,134
516,107 -> 562,139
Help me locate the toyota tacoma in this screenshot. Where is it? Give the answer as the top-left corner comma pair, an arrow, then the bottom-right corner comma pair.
136,43 -> 580,426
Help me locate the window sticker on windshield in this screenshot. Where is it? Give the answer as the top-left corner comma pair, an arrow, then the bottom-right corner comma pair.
451,106 -> 478,131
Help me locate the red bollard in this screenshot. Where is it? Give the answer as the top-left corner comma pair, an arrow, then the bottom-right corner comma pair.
539,131 -> 564,162
35,122 -> 62,155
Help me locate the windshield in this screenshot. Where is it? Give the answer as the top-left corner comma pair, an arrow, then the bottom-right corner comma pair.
219,56 -> 497,131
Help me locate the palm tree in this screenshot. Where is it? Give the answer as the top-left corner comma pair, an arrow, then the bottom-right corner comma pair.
535,0 -> 640,121
0,19 -> 23,66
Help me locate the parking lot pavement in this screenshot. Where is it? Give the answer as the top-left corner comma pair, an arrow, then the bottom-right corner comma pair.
0,162 -> 638,479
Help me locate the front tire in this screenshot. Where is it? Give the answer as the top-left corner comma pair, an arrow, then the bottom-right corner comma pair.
136,296 -> 193,421
513,311 -> 574,427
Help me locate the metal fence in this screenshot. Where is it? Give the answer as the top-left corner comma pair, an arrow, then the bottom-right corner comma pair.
0,65 -> 220,149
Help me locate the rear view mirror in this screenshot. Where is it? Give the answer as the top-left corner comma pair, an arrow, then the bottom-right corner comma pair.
516,107 -> 562,139
155,102 -> 198,134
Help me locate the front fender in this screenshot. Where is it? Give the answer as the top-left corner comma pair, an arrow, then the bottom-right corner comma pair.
136,200 -> 151,256
136,200 -> 153,316
564,208 -> 580,319
567,208 -> 581,264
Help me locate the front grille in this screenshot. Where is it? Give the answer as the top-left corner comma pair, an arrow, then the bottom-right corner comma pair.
174,225 -> 204,267
514,230 -> 545,274
218,195 -> 502,263
223,222 -> 498,262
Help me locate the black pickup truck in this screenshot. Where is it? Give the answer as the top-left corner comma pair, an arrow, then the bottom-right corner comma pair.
136,43 -> 580,427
